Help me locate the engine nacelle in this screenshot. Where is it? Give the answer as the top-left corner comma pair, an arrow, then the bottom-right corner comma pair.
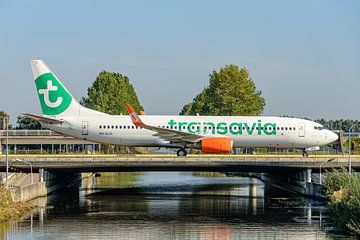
197,137 -> 233,154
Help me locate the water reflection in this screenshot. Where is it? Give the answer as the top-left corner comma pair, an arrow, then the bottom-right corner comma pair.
5,172 -> 341,240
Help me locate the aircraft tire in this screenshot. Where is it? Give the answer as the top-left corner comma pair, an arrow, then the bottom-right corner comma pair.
177,148 -> 187,156
302,150 -> 309,157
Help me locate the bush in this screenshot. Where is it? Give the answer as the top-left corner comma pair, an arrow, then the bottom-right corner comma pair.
0,186 -> 12,208
324,168 -> 360,236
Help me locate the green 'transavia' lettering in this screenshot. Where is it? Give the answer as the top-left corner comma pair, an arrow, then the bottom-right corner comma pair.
167,119 -> 276,136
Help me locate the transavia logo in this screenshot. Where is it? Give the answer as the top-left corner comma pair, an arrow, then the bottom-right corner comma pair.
35,73 -> 72,115
168,119 -> 277,136
39,81 -> 63,108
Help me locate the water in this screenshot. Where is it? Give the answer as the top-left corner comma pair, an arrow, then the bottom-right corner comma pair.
2,172 -> 343,240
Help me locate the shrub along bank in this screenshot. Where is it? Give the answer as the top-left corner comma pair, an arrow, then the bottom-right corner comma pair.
0,186 -> 33,223
324,169 -> 360,237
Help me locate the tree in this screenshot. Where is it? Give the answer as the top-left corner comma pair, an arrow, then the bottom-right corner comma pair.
0,111 -> 10,130
81,71 -> 143,114
180,65 -> 265,116
315,118 -> 360,132
16,116 -> 41,129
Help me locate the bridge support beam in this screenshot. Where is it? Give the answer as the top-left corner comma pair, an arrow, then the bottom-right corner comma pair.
253,170 -> 323,198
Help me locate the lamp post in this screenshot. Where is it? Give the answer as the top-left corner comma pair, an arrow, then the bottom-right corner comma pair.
14,158 -> 33,184
348,124 -> 359,174
5,116 -> 9,189
319,158 -> 336,185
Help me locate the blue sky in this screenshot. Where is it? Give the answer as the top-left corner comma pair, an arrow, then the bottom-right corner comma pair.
0,0 -> 359,123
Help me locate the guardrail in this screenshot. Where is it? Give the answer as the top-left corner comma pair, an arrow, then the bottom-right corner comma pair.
0,130 -> 62,136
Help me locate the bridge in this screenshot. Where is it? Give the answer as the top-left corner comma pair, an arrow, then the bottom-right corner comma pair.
1,154 -> 359,173
1,154 -> 359,198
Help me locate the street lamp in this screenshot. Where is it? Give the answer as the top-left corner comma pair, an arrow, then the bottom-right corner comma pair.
5,115 -> 9,189
13,158 -> 33,184
348,124 -> 359,174
320,158 -> 336,185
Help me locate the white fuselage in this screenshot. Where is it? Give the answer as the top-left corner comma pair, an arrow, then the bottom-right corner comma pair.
43,115 -> 338,150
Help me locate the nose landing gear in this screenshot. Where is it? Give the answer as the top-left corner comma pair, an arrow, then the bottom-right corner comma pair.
302,149 -> 309,157
177,148 -> 187,156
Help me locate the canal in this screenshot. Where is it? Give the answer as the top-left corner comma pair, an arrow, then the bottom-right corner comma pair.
2,172 -> 345,239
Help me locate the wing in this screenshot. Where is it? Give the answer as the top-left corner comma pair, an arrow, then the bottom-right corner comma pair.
22,113 -> 63,124
125,104 -> 202,143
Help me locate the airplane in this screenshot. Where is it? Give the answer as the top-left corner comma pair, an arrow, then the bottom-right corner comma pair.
25,59 -> 339,157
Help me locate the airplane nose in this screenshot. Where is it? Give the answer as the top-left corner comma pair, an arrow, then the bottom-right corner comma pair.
327,131 -> 339,144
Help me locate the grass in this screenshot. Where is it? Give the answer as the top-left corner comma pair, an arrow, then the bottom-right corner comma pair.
0,186 -> 33,223
324,168 -> 360,237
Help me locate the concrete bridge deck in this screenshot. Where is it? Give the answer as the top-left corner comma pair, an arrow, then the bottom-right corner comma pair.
1,154 -> 359,173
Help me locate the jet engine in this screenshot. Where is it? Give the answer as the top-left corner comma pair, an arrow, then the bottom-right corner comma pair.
196,137 -> 233,154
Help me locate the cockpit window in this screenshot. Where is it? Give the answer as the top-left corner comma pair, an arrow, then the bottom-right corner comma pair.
314,126 -> 326,130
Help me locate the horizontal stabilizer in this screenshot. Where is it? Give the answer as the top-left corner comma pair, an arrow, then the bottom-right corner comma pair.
22,113 -> 63,124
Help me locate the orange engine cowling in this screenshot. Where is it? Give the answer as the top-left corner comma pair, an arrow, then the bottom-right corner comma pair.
198,137 -> 233,154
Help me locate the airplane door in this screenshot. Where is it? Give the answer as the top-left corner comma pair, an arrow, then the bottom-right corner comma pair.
82,121 -> 89,135
299,123 -> 305,137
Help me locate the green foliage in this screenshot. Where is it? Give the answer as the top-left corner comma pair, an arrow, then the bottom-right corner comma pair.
315,119 -> 360,132
16,116 -> 41,130
81,71 -> 143,115
324,168 -> 360,237
0,111 -> 9,130
180,65 -> 265,116
0,186 -> 12,209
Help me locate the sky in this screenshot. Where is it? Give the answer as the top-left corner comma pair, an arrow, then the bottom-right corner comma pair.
0,0 -> 359,124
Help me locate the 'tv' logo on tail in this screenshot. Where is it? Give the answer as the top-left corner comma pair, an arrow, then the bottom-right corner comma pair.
35,73 -> 72,116
39,80 -> 63,108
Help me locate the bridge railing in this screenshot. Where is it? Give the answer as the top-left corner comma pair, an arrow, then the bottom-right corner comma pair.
0,130 -> 62,136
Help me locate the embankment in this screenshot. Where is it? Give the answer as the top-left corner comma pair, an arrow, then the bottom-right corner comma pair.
324,169 -> 360,237
0,186 -> 33,223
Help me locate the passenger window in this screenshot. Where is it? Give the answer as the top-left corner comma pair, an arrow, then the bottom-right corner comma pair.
99,126 -> 102,129
111,126 -> 114,129
285,127 -> 288,130
281,127 -> 284,131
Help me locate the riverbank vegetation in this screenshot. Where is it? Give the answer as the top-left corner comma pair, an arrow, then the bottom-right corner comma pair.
0,186 -> 33,223
324,169 -> 360,237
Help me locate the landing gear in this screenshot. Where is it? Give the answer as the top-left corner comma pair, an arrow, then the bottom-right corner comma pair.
177,148 -> 187,156
302,149 -> 309,157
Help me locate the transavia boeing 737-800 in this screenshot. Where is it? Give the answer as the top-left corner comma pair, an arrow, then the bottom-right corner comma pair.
24,60 -> 338,156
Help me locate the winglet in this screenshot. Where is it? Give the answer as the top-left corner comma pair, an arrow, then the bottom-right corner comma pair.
125,103 -> 145,127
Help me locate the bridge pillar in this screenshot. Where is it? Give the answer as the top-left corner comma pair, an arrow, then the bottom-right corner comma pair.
39,168 -> 44,182
306,168 -> 312,183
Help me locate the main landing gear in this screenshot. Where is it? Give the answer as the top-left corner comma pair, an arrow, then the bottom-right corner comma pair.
177,148 -> 188,156
302,149 -> 309,157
